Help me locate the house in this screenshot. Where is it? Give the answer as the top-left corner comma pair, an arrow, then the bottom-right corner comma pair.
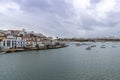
0,39 -> 16,49
19,29 -> 27,36
23,36 -> 37,48
16,40 -> 26,48
16,36 -> 26,48
0,32 -> 5,41
8,30 -> 20,36
1,36 -> 26,49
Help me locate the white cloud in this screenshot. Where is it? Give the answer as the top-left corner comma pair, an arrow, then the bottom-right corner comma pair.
73,0 -> 90,10
95,0 -> 116,20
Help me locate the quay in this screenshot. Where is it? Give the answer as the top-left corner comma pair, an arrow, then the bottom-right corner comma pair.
0,45 -> 68,53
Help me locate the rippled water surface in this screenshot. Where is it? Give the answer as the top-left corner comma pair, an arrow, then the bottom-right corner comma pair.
0,42 -> 120,80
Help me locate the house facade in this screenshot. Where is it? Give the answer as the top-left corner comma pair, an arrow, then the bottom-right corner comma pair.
0,29 -> 55,49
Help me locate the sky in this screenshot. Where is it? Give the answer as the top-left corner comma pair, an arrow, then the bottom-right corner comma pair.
0,0 -> 120,38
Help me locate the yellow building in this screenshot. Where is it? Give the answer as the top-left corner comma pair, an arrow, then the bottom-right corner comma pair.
0,33 -> 5,41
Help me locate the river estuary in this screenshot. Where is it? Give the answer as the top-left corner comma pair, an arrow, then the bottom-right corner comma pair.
0,42 -> 120,80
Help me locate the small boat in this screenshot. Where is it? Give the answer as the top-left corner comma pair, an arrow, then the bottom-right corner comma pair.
112,46 -> 117,48
91,45 -> 96,47
86,46 -> 91,50
76,43 -> 81,46
101,45 -> 106,48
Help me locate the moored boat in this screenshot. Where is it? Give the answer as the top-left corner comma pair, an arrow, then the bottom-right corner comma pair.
91,45 -> 96,47
86,46 -> 91,50
101,45 -> 106,48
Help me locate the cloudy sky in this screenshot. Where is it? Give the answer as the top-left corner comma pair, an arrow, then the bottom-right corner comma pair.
0,0 -> 120,38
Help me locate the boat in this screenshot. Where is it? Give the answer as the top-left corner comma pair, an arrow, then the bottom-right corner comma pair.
101,45 -> 106,48
86,46 -> 91,50
91,45 -> 96,47
112,46 -> 117,48
76,43 -> 81,46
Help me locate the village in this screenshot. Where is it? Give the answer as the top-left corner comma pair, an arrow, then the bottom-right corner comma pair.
0,29 -> 67,53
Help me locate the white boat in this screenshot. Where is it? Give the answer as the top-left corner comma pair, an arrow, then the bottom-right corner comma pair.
101,45 -> 106,48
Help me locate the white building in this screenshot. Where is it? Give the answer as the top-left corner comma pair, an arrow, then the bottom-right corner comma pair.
16,36 -> 26,48
1,39 -> 16,49
1,36 -> 26,49
16,39 -> 26,48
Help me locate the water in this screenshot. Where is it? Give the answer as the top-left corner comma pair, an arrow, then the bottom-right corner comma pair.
0,42 -> 120,80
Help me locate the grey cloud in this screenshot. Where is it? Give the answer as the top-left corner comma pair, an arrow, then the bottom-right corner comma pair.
90,0 -> 101,4
13,0 -> 72,18
107,12 -> 120,25
78,10 -> 120,31
1,0 -> 120,38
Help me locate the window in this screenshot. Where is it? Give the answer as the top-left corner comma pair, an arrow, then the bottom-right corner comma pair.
3,41 -> 5,46
7,40 -> 11,47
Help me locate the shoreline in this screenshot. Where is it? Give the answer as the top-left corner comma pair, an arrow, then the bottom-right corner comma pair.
0,45 -> 68,53
62,38 -> 120,42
